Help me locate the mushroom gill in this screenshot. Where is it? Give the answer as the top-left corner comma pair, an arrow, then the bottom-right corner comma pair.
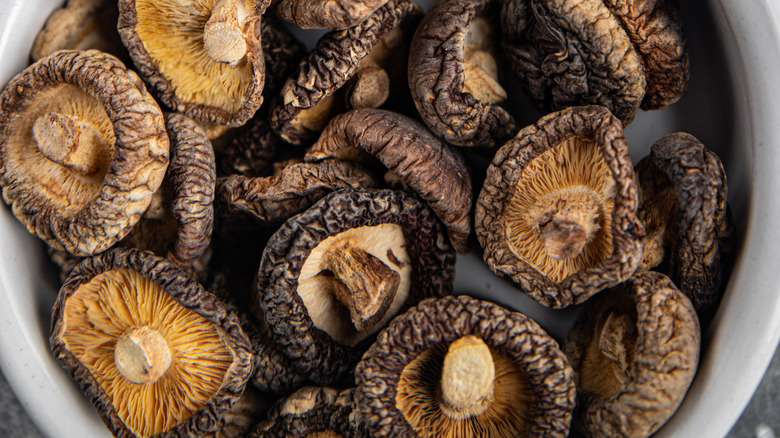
504,135 -> 616,283
395,335 -> 535,437
60,267 -> 233,437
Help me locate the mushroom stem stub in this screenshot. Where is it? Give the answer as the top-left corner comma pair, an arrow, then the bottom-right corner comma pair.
203,0 -> 249,65
323,245 -> 400,332
347,66 -> 390,110
114,326 -> 172,385
535,186 -> 603,260
439,335 -> 495,420
32,111 -> 109,175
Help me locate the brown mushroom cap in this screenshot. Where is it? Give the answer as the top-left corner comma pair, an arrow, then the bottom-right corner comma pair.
269,0 -> 422,145
0,50 -> 169,256
117,0 -> 267,126
354,295 -> 575,437
305,109 -> 474,253
217,117 -> 280,177
409,0 -> 517,148
564,271 -> 700,438
258,188 -> 455,384
476,105 -> 644,308
260,13 -> 307,97
251,387 -> 359,437
50,247 -> 253,437
273,0 -> 389,29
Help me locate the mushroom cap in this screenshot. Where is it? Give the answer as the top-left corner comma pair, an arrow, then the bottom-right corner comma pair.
117,0 -> 266,127
354,295 -> 575,437
251,386 -> 359,437
269,0 -> 422,145
50,247 -> 253,438
564,270 -> 700,438
476,105 -> 645,308
409,0 -> 517,148
0,50 -> 169,256
273,0 -> 389,30
259,13 -> 307,98
305,109 -> 474,253
218,117 -> 280,177
258,188 -> 456,384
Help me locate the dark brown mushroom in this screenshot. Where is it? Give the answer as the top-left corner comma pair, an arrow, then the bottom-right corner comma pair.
272,0 -> 389,29
564,270 -> 700,438
117,0 -> 267,126
269,0 -> 422,145
635,132 -> 734,319
501,0 -> 688,125
258,188 -> 456,385
0,50 -> 169,256
260,13 -> 308,98
50,247 -> 253,437
217,117 -> 281,177
476,105 -> 644,308
305,109 -> 474,253
408,0 -> 517,148
354,295 -> 575,437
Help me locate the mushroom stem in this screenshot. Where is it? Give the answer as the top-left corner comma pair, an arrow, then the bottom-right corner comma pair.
346,66 -> 390,110
439,335 -> 495,420
323,245 -> 400,332
203,0 -> 250,65
114,326 -> 172,385
463,49 -> 506,103
32,111 -> 109,175
536,185 -> 604,260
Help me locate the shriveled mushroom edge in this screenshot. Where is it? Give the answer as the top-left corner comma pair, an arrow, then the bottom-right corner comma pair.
50,247 -> 253,438
257,188 -> 455,384
563,270 -> 700,438
252,386 -> 355,437
475,105 -> 645,308
354,295 -> 575,438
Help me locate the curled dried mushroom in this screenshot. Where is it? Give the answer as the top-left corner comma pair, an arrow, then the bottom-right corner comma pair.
355,295 -> 575,437
564,271 -> 700,438
476,105 -> 644,308
50,247 -> 252,437
273,0 -> 389,29
0,50 -> 169,256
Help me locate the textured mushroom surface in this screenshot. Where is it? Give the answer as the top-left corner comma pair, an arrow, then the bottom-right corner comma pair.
0,50 -> 169,256
355,295 -> 575,437
306,109 -> 473,253
258,188 -> 455,384
409,0 -> 517,148
251,386 -> 359,437
50,247 -> 252,438
260,13 -> 307,97
117,0 -> 267,126
635,132 -> 734,318
564,271 -> 700,438
217,117 -> 280,177
273,0 -> 389,29
501,0 -> 688,124
476,105 -> 644,308
269,0 -> 422,144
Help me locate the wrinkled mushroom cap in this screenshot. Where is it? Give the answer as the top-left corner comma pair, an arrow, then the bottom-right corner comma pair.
50,247 -> 252,438
251,386 -> 357,437
0,50 -> 169,256
564,271 -> 700,438
273,0 -> 389,29
476,105 -> 644,308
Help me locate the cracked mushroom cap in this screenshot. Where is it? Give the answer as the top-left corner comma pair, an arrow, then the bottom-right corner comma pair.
50,247 -> 253,438
355,295 -> 575,437
121,113 -> 216,267
117,0 -> 267,127
258,188 -> 456,384
476,105 -> 645,308
269,0 -> 422,145
564,271 -> 700,438
306,109 -> 474,253
273,0 -> 389,29
635,132 -> 734,319
501,0 -> 688,125
0,50 -> 169,256
409,0 -> 517,149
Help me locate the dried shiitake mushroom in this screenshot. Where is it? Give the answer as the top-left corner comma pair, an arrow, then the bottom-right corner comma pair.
272,0 -> 389,29
501,0 -> 688,124
0,50 -> 169,256
218,118 -> 280,177
269,0 -> 422,144
306,109 -> 473,253
409,0 -> 517,148
635,132 -> 734,319
476,105 -> 644,308
564,271 -> 700,438
118,0 -> 267,126
258,188 -> 456,384
259,14 -> 307,98
355,295 -> 575,437
50,247 -> 253,437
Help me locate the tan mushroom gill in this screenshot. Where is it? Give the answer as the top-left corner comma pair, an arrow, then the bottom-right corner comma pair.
396,335 -> 535,437
60,268 -> 233,437
504,135 -> 616,283
463,16 -> 506,103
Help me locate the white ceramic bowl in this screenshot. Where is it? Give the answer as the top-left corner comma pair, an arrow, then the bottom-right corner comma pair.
0,0 -> 778,436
